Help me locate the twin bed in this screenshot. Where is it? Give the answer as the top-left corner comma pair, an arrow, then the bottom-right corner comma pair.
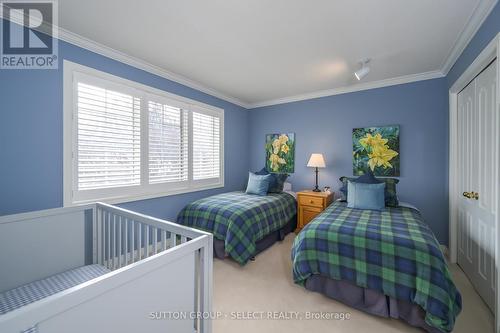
177,191 -> 297,265
291,201 -> 461,333
176,182 -> 461,333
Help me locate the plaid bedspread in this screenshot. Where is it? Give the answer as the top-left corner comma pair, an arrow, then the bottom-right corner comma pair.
177,191 -> 296,265
291,202 -> 461,332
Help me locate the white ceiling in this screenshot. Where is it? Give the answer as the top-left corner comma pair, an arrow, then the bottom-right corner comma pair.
57,0 -> 496,107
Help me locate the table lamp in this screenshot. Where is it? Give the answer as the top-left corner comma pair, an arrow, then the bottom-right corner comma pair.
307,153 -> 326,192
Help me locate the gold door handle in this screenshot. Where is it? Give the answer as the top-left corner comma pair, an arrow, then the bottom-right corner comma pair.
463,191 -> 479,200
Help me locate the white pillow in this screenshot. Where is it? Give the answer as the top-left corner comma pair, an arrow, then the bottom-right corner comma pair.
283,182 -> 292,192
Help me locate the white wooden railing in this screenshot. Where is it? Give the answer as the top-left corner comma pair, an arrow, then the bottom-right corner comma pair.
95,203 -> 193,270
94,203 -> 213,333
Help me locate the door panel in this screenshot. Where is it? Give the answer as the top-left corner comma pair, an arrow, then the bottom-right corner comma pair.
457,60 -> 497,312
457,79 -> 475,277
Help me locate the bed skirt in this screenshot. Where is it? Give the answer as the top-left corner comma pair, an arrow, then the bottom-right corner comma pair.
213,215 -> 297,260
305,275 -> 442,333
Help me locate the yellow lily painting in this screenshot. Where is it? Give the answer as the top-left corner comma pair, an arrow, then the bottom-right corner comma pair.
265,133 -> 295,173
353,126 -> 400,176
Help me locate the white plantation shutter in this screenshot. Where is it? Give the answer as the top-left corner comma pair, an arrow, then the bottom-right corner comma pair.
65,62 -> 224,205
193,111 -> 221,180
148,100 -> 188,183
76,82 -> 141,190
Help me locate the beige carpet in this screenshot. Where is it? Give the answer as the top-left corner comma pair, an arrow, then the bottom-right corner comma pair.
213,234 -> 494,333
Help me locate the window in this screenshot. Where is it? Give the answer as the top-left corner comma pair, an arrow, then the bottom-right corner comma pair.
193,110 -> 220,181
148,100 -> 188,184
64,61 -> 224,205
76,82 -> 141,191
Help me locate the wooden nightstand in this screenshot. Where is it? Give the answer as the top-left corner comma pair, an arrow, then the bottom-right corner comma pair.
296,190 -> 334,232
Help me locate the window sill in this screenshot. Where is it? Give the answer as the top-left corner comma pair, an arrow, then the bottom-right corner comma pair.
67,182 -> 224,207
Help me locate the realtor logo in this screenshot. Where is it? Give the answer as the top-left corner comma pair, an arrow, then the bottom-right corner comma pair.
1,0 -> 58,69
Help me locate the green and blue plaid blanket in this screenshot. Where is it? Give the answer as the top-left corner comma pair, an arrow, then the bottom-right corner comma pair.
291,202 -> 461,332
177,191 -> 297,265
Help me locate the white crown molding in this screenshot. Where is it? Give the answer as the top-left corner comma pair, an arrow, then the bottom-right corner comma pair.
57,28 -> 251,108
440,0 -> 498,75
247,70 -> 445,109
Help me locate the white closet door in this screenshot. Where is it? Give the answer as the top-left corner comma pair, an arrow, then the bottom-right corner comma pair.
457,60 -> 497,311
457,78 -> 475,284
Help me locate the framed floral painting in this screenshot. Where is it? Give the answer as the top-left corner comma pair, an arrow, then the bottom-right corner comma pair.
353,126 -> 400,176
265,133 -> 295,173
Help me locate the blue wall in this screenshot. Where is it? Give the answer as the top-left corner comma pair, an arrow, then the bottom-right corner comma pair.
248,78 -> 450,244
0,38 -> 249,220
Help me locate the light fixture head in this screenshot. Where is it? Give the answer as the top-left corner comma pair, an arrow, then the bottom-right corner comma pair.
354,59 -> 371,81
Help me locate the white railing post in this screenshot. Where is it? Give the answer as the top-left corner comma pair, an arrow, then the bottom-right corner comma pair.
145,225 -> 150,258
118,216 -> 122,268
112,215 -> 116,270
131,220 -> 135,263
199,234 -> 213,333
101,209 -> 105,265
92,204 -> 98,264
162,230 -> 167,251
106,213 -> 111,269
153,227 -> 158,254
138,222 -> 142,260
171,232 -> 177,248
123,218 -> 130,266
96,206 -> 102,265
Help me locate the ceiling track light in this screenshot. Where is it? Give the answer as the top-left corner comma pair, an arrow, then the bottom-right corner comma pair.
354,59 -> 371,81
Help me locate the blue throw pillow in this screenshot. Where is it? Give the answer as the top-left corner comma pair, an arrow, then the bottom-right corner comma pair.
340,174 -> 399,207
246,172 -> 271,196
347,181 -> 385,211
255,168 -> 288,193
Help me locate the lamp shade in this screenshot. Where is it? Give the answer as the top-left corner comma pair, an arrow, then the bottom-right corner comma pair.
307,153 -> 326,168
